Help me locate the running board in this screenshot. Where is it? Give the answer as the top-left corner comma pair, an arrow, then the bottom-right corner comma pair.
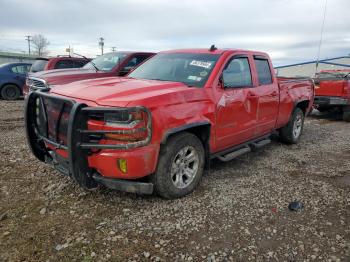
251,138 -> 271,150
217,146 -> 251,162
216,137 -> 271,162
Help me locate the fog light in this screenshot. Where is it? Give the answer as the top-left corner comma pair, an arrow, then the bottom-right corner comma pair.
117,159 -> 128,174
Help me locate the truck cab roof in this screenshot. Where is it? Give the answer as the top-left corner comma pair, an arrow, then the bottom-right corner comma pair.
160,48 -> 269,57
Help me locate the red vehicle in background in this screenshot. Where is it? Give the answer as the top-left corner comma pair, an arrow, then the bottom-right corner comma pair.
25,47 -> 314,199
29,56 -> 90,73
314,69 -> 350,121
23,51 -> 155,96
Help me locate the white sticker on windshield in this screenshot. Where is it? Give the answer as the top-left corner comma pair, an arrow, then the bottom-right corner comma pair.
190,60 -> 212,69
188,75 -> 202,81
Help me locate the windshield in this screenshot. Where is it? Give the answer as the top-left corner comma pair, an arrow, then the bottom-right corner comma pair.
83,52 -> 128,71
30,59 -> 48,72
128,53 -> 220,87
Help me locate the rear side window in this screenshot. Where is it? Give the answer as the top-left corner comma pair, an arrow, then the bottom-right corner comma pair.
30,60 -> 48,72
11,66 -> 18,73
73,60 -> 89,68
54,60 -> 74,69
223,57 -> 252,88
254,58 -> 272,85
11,65 -> 30,74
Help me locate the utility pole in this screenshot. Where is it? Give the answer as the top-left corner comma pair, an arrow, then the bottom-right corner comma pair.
25,35 -> 32,55
315,0 -> 328,75
99,37 -> 104,55
111,47 -> 116,52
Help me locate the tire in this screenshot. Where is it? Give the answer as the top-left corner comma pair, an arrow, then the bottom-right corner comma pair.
1,84 -> 20,100
343,107 -> 350,122
279,108 -> 305,144
151,132 -> 205,199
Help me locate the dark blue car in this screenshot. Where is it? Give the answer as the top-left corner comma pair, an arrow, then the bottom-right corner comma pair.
0,62 -> 32,100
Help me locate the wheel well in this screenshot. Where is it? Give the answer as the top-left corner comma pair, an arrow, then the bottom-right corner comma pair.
162,124 -> 211,166
296,100 -> 309,114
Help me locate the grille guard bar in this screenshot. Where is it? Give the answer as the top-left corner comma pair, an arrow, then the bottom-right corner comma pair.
25,90 -> 152,189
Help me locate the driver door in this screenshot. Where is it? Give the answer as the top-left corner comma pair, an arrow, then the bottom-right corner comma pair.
215,55 -> 259,151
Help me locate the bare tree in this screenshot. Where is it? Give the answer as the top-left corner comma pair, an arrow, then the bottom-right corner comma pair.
31,34 -> 50,56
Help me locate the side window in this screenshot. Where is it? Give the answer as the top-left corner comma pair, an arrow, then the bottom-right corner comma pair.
16,65 -> 26,74
222,57 -> 252,88
10,66 -> 27,74
121,55 -> 149,72
54,60 -> 74,69
73,60 -> 88,68
11,66 -> 18,73
254,58 -> 272,85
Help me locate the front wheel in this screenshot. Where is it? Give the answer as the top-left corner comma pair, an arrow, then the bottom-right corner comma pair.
151,132 -> 205,199
279,108 -> 305,144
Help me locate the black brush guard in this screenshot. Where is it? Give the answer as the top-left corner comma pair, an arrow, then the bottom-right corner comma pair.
25,91 -> 153,194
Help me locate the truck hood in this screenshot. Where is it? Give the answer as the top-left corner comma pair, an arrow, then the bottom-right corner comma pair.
29,68 -> 103,85
50,77 -> 194,107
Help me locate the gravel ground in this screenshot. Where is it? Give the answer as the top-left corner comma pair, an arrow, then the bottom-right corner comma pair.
0,100 -> 349,262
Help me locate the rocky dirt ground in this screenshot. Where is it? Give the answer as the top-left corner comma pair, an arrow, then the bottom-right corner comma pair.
0,100 -> 349,262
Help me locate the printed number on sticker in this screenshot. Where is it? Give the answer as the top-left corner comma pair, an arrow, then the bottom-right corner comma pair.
190,60 -> 212,69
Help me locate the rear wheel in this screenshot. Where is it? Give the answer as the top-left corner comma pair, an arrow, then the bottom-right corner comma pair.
1,84 -> 20,100
279,108 -> 305,144
343,107 -> 350,122
151,132 -> 205,199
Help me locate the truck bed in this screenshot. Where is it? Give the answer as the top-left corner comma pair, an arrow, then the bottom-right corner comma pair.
276,77 -> 314,128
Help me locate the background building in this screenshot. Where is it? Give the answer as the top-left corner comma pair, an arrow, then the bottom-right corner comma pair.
0,51 -> 38,65
275,56 -> 350,78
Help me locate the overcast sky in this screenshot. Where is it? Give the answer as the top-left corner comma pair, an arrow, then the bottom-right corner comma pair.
0,0 -> 349,66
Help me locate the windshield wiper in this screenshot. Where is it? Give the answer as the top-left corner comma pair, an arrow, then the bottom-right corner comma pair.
147,78 -> 166,81
148,78 -> 197,86
74,52 -> 99,72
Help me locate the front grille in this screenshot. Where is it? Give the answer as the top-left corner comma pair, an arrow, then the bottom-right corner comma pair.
27,77 -> 48,90
35,96 -> 73,147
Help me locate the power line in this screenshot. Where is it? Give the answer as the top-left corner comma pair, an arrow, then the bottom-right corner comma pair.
315,0 -> 328,75
25,35 -> 32,55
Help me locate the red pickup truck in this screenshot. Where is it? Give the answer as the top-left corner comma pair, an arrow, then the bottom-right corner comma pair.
314,70 -> 350,121
25,47 -> 314,199
23,51 -> 155,96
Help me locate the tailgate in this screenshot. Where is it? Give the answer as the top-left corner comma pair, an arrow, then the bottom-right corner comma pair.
315,80 -> 345,97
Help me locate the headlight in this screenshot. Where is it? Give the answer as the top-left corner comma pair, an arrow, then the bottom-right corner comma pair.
103,109 -> 150,142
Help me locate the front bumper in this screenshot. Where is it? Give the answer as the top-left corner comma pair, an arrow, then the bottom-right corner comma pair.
93,173 -> 153,194
25,91 -> 156,194
314,96 -> 349,107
